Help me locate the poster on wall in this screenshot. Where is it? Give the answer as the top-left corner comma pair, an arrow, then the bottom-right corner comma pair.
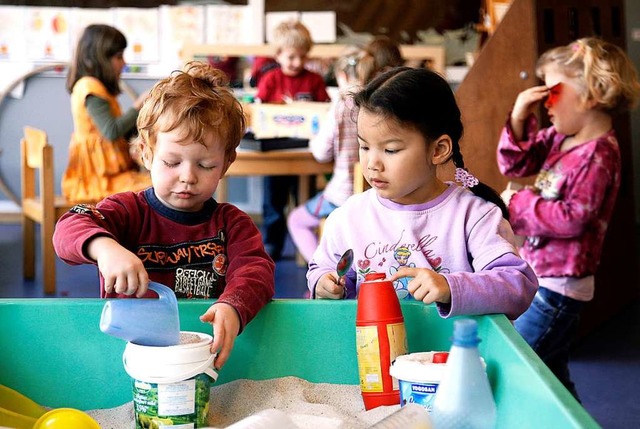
265,11 -> 336,44
159,5 -> 205,73
264,11 -> 299,43
25,7 -> 72,62
205,5 -> 253,45
300,12 -> 336,43
69,8 -> 115,48
0,6 -> 27,61
114,7 -> 160,64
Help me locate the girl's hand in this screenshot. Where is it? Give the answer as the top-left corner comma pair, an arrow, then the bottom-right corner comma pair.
512,85 -> 549,122
389,267 -> 451,304
200,303 -> 240,369
88,236 -> 149,297
510,85 -> 549,138
501,188 -> 518,206
314,272 -> 345,299
500,181 -> 523,206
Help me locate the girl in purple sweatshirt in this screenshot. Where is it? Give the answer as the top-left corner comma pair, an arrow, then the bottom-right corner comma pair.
308,67 -> 538,322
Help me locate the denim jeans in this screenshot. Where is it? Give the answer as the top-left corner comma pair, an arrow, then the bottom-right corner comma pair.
304,193 -> 338,218
514,286 -> 584,400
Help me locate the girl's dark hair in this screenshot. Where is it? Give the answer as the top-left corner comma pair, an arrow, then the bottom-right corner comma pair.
66,24 -> 127,95
353,66 -> 509,219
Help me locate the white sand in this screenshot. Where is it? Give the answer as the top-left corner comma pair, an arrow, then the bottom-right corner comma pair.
87,376 -> 400,428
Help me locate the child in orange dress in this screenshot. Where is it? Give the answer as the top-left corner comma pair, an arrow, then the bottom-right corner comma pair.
62,24 -> 151,203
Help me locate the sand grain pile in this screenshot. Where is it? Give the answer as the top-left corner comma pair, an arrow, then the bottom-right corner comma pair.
87,376 -> 399,428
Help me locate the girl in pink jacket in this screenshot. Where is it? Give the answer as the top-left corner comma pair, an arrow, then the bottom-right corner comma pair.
497,37 -> 640,400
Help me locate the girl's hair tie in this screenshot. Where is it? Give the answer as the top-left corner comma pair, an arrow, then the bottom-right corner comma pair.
571,42 -> 585,55
455,168 -> 479,188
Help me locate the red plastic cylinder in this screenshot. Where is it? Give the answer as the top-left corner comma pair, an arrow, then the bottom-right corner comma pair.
356,273 -> 408,410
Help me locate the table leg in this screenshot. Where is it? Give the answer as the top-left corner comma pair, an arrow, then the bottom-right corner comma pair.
298,175 -> 310,203
294,175 -> 312,267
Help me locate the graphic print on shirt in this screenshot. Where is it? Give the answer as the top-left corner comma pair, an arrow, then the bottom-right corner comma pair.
357,230 -> 450,298
388,246 -> 416,300
528,164 -> 563,248
137,230 -> 228,299
69,203 -> 105,219
534,167 -> 563,200
427,255 -> 447,273
293,92 -> 313,101
357,258 -> 372,278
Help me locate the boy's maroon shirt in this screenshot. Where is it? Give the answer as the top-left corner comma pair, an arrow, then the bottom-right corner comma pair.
53,188 -> 275,330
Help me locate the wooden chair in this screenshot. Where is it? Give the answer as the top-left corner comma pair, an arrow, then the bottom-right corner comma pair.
21,126 -> 75,294
352,162 -> 370,194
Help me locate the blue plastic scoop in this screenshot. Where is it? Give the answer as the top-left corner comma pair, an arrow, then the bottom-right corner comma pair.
100,282 -> 180,346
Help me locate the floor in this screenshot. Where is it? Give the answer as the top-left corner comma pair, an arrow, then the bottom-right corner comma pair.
1,222 -> 639,428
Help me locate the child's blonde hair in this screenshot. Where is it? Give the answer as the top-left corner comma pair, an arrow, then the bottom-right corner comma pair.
536,37 -> 640,114
135,61 -> 246,164
271,20 -> 313,54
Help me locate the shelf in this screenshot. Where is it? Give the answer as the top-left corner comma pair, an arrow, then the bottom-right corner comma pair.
182,43 -> 445,75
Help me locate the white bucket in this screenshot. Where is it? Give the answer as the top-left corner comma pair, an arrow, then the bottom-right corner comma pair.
389,352 -> 448,414
123,331 -> 218,428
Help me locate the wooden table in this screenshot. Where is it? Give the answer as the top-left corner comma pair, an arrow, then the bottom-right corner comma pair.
218,148 -> 333,266
216,148 -> 334,203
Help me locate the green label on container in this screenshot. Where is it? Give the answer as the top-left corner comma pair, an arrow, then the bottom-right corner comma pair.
133,373 -> 211,428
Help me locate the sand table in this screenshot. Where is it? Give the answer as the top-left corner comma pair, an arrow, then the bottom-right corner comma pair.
87,376 -> 400,428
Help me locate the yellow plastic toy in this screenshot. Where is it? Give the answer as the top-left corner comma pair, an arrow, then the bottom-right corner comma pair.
0,385 -> 99,429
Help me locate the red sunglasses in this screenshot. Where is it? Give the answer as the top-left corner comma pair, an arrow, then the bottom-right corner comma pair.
544,82 -> 563,108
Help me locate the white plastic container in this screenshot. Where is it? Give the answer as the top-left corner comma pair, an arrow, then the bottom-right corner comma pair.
123,331 -> 218,428
389,351 -> 449,413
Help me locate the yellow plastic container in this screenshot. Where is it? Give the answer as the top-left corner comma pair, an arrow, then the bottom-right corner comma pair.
0,384 -> 46,428
33,408 -> 100,428
0,384 -> 99,429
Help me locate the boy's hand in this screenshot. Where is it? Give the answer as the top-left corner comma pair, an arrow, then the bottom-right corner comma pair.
88,236 -> 149,297
389,267 -> 451,304
314,272 -> 345,299
200,303 -> 240,369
